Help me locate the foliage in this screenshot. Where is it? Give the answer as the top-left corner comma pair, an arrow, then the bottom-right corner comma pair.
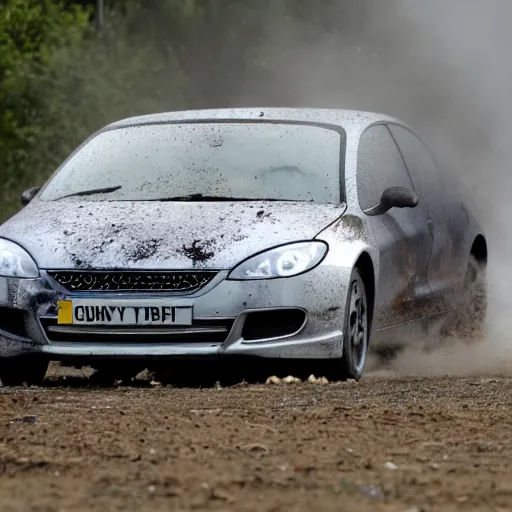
0,0 -> 89,195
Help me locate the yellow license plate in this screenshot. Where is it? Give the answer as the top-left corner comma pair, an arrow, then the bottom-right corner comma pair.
57,300 -> 73,324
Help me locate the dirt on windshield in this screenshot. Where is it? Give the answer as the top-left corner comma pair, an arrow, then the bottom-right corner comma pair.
1,365 -> 511,512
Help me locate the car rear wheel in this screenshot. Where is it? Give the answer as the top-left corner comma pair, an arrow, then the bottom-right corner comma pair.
449,255 -> 487,341
327,268 -> 369,381
0,358 -> 49,386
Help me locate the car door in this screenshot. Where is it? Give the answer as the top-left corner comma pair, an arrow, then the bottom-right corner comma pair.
357,124 -> 434,328
388,124 -> 466,312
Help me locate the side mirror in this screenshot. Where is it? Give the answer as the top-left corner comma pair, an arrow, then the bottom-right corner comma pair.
365,186 -> 419,216
20,186 -> 41,207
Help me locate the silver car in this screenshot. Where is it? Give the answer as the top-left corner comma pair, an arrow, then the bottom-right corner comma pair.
0,108 -> 487,385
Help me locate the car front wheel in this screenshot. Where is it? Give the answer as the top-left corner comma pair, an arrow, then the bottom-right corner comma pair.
326,268 -> 370,381
0,358 -> 49,386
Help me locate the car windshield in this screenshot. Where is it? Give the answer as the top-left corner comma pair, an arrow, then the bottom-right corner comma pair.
39,122 -> 344,203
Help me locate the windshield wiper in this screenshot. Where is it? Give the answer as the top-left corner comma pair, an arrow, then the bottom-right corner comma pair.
150,194 -> 302,202
55,186 -> 122,200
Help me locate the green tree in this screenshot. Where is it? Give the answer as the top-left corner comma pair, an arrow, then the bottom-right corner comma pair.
0,0 -> 90,212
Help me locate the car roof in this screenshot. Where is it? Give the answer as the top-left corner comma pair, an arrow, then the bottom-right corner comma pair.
106,108 -> 407,133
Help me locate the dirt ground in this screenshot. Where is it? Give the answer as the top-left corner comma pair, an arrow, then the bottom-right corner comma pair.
1,364 -> 512,512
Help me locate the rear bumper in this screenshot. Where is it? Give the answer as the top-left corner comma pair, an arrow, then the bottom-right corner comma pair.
0,264 -> 351,361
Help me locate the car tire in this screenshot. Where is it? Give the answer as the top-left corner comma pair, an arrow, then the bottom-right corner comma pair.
0,358 -> 49,386
326,268 -> 370,381
448,255 -> 487,341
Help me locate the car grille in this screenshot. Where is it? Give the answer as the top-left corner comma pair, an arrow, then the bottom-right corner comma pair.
39,317 -> 234,345
47,271 -> 217,293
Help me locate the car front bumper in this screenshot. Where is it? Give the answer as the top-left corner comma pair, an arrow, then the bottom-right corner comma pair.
0,265 -> 351,361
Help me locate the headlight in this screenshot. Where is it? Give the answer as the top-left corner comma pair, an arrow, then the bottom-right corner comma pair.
0,239 -> 39,278
228,241 -> 328,280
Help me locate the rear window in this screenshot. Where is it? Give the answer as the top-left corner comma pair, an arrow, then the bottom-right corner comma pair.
40,122 -> 345,203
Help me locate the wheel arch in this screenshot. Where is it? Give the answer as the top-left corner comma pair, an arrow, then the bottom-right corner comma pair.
354,252 -> 375,330
470,234 -> 488,265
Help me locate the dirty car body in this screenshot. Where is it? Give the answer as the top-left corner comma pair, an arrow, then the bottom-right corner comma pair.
0,108 -> 487,384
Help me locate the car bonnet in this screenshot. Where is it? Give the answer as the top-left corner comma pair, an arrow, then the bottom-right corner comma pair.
0,200 -> 346,270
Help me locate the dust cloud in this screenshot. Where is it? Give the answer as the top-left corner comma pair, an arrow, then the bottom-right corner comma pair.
237,1 -> 512,375
371,1 -> 512,376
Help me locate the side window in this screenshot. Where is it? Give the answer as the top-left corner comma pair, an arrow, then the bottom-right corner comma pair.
357,125 -> 413,211
388,124 -> 442,198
